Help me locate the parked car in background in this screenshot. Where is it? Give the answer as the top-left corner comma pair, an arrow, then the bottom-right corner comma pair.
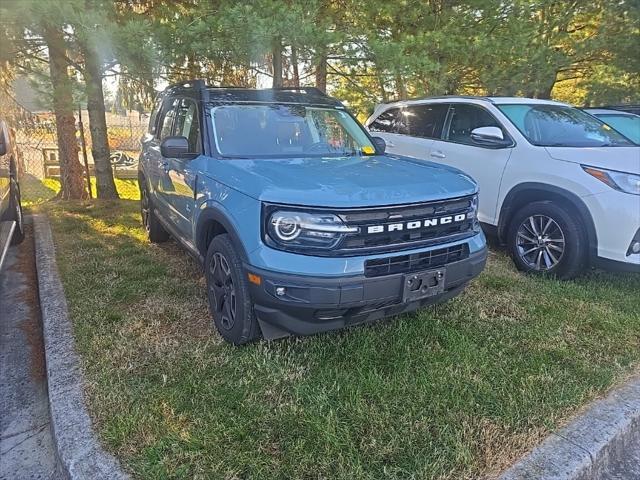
584,108 -> 640,145
366,97 -> 640,278
595,104 -> 640,116
139,81 -> 487,344
0,120 -> 25,271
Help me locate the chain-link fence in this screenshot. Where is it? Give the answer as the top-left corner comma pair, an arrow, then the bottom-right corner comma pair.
3,94 -> 148,205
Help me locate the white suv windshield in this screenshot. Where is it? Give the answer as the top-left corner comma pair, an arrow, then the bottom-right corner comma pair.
211,104 -> 375,158
497,104 -> 633,147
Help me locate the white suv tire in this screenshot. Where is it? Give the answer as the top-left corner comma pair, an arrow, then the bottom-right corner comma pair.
507,201 -> 587,279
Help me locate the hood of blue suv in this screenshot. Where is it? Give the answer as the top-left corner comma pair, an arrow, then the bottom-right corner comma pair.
201,154 -> 477,208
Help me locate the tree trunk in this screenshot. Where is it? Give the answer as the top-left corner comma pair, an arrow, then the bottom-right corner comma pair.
537,71 -> 558,99
272,38 -> 283,88
395,73 -> 407,100
315,49 -> 327,93
291,46 -> 300,87
43,25 -> 87,200
82,41 -> 119,199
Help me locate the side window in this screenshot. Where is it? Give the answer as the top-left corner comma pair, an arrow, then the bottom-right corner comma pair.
174,99 -> 201,153
148,94 -> 164,135
445,104 -> 503,145
158,100 -> 177,140
399,104 -> 448,138
369,108 -> 401,133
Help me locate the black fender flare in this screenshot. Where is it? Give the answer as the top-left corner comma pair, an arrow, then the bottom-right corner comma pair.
497,182 -> 598,257
195,206 -> 250,263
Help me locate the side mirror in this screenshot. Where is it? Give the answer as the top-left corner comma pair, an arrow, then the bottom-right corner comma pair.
160,136 -> 195,159
470,126 -> 511,148
0,128 -> 7,156
371,136 -> 386,153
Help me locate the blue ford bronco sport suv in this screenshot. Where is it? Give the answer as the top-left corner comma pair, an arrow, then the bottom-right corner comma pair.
139,81 -> 487,344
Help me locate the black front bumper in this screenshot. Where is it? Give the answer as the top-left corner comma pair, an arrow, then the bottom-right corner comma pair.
246,247 -> 487,339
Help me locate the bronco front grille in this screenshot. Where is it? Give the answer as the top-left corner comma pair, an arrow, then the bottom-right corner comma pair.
364,244 -> 469,277
334,195 -> 476,255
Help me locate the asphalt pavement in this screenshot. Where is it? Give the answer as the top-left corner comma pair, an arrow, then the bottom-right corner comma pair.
0,218 -> 60,480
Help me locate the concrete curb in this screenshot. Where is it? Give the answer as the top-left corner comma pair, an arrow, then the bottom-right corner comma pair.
501,376 -> 640,479
33,214 -> 129,480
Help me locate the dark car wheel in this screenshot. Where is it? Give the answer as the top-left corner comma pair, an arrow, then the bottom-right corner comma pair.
205,234 -> 261,345
140,183 -> 169,243
507,201 -> 586,280
10,180 -> 24,245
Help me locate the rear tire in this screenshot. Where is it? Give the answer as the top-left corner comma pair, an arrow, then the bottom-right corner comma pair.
9,180 -> 24,245
205,234 -> 260,345
140,182 -> 169,243
507,201 -> 586,280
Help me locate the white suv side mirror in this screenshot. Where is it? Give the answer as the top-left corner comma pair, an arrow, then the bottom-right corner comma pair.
470,126 -> 511,148
471,126 -> 503,141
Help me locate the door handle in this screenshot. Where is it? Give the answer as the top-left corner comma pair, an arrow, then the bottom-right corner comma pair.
386,141 -> 396,148
430,151 -> 446,159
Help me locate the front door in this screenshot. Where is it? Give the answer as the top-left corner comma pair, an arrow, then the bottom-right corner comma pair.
158,98 -> 201,239
430,103 -> 514,224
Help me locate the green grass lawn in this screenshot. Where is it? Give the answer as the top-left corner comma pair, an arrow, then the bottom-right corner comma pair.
44,199 -> 640,480
21,175 -> 140,206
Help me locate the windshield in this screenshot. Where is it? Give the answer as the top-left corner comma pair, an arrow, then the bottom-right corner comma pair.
592,113 -> 640,145
497,104 -> 633,147
211,104 -> 375,158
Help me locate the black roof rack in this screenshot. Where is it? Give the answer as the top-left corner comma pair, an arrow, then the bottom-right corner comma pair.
164,79 -> 209,101
162,80 -> 340,107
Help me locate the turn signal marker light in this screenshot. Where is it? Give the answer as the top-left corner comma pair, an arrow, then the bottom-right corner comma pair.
248,273 -> 261,285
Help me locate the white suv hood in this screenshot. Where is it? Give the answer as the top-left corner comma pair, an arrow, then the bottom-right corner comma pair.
545,146 -> 640,174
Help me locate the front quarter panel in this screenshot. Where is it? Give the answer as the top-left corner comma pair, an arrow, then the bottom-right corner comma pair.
194,173 -> 262,260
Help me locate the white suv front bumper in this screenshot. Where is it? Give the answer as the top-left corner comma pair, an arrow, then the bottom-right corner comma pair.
583,189 -> 640,269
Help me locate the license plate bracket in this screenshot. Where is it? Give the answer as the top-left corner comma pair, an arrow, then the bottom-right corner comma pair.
402,269 -> 446,302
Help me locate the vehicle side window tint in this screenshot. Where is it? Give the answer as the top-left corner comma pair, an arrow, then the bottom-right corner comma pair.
158,101 -> 177,141
399,104 -> 448,139
446,104 -> 503,145
369,108 -> 400,133
174,99 -> 201,153
148,94 -> 164,135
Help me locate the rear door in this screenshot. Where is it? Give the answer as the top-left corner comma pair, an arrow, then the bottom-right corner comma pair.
159,98 -> 202,239
391,103 -> 448,159
367,107 -> 405,155
367,104 -> 448,159
430,103 -> 513,224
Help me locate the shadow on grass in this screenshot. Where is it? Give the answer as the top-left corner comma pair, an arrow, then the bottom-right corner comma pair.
21,173 -> 59,207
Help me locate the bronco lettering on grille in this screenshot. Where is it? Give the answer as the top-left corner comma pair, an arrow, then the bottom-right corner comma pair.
367,213 -> 471,234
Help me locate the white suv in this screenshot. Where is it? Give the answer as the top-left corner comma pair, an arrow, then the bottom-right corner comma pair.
366,97 -> 640,278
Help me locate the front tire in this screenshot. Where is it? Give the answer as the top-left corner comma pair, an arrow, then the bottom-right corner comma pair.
140,182 -> 169,243
507,201 -> 586,280
205,234 -> 260,345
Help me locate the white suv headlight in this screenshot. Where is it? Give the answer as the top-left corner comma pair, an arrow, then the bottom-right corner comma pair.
582,166 -> 640,195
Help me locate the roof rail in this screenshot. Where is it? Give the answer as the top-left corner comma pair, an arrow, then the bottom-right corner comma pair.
165,79 -> 209,101
404,94 -> 494,103
267,86 -> 327,97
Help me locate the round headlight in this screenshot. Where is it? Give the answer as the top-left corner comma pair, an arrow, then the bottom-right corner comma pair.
272,215 -> 301,241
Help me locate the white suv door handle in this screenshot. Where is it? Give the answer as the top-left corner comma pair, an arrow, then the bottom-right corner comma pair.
386,141 -> 396,148
430,150 -> 446,159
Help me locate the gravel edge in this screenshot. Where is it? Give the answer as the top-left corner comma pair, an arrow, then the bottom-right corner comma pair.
33,214 -> 129,480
